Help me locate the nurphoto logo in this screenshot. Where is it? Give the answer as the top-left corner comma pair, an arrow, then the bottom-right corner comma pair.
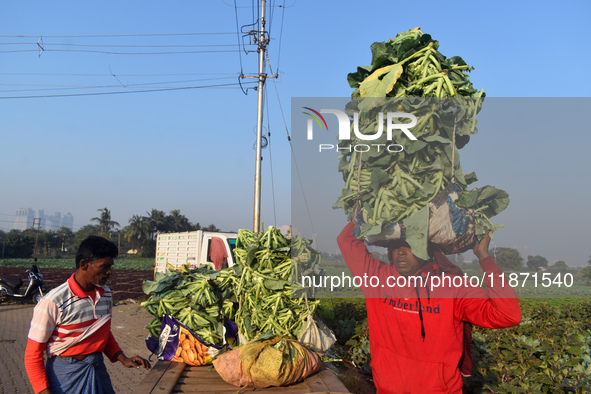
303,107 -> 419,153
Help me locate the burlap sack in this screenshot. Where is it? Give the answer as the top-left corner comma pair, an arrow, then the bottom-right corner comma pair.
213,337 -> 322,388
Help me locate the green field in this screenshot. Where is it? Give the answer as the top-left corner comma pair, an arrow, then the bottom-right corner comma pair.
0,257 -> 154,270
317,298 -> 591,393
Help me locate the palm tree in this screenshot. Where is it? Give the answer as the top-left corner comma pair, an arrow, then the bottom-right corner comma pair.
166,209 -> 192,232
146,209 -> 167,239
203,224 -> 219,232
124,215 -> 150,253
90,208 -> 120,237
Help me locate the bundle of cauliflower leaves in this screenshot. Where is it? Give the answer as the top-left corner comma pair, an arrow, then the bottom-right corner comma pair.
334,28 -> 509,258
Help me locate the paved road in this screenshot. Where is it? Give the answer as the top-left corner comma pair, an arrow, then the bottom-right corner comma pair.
0,301 -> 155,394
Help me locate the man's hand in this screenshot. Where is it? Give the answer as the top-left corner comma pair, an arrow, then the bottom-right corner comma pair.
473,228 -> 491,261
117,352 -> 151,370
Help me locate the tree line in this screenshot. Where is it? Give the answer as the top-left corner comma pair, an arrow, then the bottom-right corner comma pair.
492,247 -> 568,271
0,208 -> 225,259
488,248 -> 591,282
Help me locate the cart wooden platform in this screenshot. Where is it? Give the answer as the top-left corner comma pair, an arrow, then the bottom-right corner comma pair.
131,361 -> 350,394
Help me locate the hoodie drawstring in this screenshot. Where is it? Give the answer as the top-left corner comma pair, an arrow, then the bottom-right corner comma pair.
415,285 -> 426,342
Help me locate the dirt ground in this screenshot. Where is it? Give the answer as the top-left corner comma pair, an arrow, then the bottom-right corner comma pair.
0,267 -> 152,301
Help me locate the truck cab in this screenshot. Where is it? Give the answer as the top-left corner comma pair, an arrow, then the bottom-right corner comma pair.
154,231 -> 237,276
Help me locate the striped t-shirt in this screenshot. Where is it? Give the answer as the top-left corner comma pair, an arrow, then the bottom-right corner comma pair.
25,274 -> 122,392
28,273 -> 120,356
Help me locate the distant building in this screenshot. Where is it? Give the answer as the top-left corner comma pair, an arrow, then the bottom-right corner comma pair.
61,213 -> 74,230
13,208 -> 35,230
35,210 -> 46,230
13,208 -> 74,231
46,212 -> 61,231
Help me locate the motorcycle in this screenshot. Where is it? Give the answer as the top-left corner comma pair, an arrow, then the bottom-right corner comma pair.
0,264 -> 47,304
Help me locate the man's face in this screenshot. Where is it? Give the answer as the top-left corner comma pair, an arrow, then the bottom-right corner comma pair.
84,257 -> 114,287
388,242 -> 426,276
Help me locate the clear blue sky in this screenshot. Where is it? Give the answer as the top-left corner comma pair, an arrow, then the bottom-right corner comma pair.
1,1 -> 590,265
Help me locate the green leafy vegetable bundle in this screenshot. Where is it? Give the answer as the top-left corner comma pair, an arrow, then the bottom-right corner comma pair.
233,226 -> 320,342
335,28 -> 509,256
291,235 -> 325,297
141,226 -> 325,345
141,266 -> 236,344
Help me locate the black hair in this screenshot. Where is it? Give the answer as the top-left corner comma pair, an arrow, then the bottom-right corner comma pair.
75,235 -> 119,268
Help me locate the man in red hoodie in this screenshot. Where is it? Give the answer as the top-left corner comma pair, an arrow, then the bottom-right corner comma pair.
337,222 -> 521,394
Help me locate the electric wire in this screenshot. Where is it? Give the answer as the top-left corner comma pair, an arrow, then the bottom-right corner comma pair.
0,48 -> 245,55
268,0 -> 276,38
275,0 -> 286,72
0,42 -> 249,48
269,74 -> 316,239
0,76 -> 240,93
222,0 -> 293,8
252,0 -> 257,31
264,83 -> 277,226
0,33 -> 237,38
0,72 -> 239,77
0,81 -> 258,99
233,0 -> 245,73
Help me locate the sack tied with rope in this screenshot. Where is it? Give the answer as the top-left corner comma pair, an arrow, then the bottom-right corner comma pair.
213,336 -> 322,388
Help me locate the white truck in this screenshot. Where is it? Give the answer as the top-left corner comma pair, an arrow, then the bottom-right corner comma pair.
154,230 -> 238,275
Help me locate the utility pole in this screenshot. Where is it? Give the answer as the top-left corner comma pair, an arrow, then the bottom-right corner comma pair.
242,0 -> 277,233
252,0 -> 267,234
32,218 -> 41,258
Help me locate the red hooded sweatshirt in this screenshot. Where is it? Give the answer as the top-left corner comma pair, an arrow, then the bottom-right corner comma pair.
337,222 -> 521,394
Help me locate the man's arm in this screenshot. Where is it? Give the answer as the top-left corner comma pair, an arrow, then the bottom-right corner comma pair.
457,230 -> 522,328
24,339 -> 51,394
104,319 -> 150,369
104,331 -> 123,362
24,299 -> 59,393
337,222 -> 400,299
114,350 -> 151,369
337,221 -> 385,278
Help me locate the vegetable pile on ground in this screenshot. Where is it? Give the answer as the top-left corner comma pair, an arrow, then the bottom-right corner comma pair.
334,27 -> 509,256
141,226 -> 324,347
233,226 -> 320,342
141,266 -> 236,344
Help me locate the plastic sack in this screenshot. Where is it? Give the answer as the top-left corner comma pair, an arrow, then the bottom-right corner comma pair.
361,183 -> 476,255
146,314 -> 237,365
297,314 -> 336,353
213,336 -> 322,388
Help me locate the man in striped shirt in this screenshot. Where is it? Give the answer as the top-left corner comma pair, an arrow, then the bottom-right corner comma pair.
24,236 -> 151,394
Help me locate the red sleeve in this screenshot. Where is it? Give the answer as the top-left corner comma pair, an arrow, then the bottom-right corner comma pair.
456,256 -> 522,328
337,222 -> 396,297
104,331 -> 123,363
24,338 -> 49,394
338,222 -> 374,277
